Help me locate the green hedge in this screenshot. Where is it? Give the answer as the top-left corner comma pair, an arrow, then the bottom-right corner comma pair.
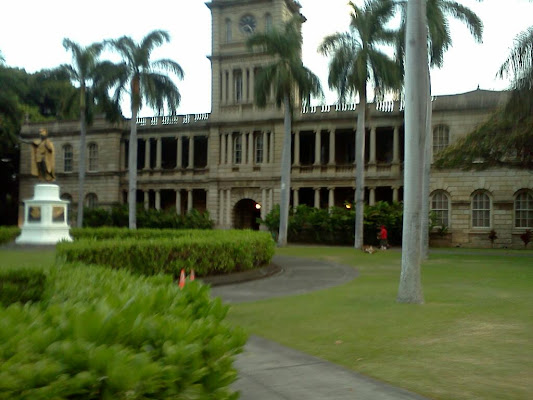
82,205 -> 214,230
0,263 -> 246,399
0,226 -> 20,245
0,267 -> 46,306
57,230 -> 275,277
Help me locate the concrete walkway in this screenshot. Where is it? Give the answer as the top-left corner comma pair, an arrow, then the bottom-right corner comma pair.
210,255 -> 430,400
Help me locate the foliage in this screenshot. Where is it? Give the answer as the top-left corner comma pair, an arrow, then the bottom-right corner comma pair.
57,230 -> 275,277
0,267 -> 46,306
521,229 -> 532,248
434,111 -> 533,170
81,205 -> 214,229
0,263 -> 246,399
259,202 -> 403,246
0,226 -> 20,245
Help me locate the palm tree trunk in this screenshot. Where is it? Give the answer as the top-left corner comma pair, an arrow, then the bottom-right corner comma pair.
354,88 -> 366,249
128,106 -> 138,229
278,94 -> 292,247
421,75 -> 432,260
398,0 -> 426,304
76,85 -> 86,228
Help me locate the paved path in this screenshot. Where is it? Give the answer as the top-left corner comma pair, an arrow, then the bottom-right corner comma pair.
210,255 -> 430,400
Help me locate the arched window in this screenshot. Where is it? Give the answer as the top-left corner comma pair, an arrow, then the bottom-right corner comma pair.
225,18 -> 232,43
433,125 -> 450,155
63,144 -> 73,172
265,13 -> 272,32
431,191 -> 450,228
88,143 -> 98,171
515,190 -> 533,228
85,193 -> 98,209
472,191 -> 491,228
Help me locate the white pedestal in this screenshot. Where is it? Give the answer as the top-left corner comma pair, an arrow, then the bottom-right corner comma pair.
16,184 -> 73,245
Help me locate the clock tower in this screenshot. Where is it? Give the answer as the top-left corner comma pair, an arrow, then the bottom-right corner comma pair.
206,0 -> 302,116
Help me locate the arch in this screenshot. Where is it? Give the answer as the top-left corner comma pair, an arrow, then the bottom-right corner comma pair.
234,198 -> 261,230
471,190 -> 491,228
85,193 -> 98,209
514,189 -> 533,228
63,144 -> 73,172
430,190 -> 451,228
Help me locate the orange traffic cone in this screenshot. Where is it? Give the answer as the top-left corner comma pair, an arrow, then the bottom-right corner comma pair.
178,269 -> 186,289
190,269 -> 195,281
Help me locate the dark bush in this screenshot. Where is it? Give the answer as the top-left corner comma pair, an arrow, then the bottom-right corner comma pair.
0,226 -> 20,245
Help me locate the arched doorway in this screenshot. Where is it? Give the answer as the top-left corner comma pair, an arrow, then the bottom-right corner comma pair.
234,198 -> 261,230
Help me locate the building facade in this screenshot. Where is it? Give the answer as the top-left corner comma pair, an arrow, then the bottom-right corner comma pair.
19,0 -> 533,248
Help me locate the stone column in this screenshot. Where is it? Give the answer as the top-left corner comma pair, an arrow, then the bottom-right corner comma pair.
221,134 -> 226,164
175,189 -> 181,215
144,138 -> 151,170
369,187 -> 376,206
228,134 -> 233,165
243,68 -> 249,103
144,190 -> 149,210
261,188 -> 267,219
329,128 -> 335,165
219,189 -> 225,225
188,136 -> 194,169
250,68 -> 255,105
155,190 -> 161,210
176,136 -> 182,169
328,187 -> 335,209
393,126 -> 400,163
314,187 -> 320,208
314,130 -> 321,165
226,189 -> 231,226
293,188 -> 299,207
230,69 -> 234,103
156,138 -> 162,169
294,131 -> 300,166
248,132 -> 254,165
393,186 -> 399,203
269,132 -> 274,163
369,127 -> 376,164
187,189 -> 193,212
262,131 -> 268,164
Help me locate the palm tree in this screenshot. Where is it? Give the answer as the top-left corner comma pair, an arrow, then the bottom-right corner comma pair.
319,0 -> 401,249
247,17 -> 323,247
63,39 -> 112,228
498,26 -> 533,120
107,30 -> 184,229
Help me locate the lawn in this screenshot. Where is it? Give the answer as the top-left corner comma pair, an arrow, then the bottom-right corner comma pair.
227,247 -> 533,400
1,246 -> 531,400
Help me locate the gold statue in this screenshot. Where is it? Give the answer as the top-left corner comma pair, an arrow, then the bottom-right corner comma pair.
21,128 -> 56,182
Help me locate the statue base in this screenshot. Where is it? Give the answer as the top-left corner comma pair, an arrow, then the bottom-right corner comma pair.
16,184 -> 73,245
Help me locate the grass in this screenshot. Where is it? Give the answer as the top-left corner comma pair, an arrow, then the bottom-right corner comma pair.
1,246 -> 531,399
227,247 -> 533,400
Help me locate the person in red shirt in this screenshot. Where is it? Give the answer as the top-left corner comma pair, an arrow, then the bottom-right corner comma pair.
379,225 -> 388,250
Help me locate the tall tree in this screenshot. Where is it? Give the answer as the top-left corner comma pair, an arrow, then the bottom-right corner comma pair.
397,0 -> 429,304
319,0 -> 400,249
63,39 -> 111,228
108,30 -> 184,229
247,17 -> 323,247
395,0 -> 483,259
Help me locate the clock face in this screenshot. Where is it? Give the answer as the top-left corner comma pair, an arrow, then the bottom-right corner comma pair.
239,15 -> 256,34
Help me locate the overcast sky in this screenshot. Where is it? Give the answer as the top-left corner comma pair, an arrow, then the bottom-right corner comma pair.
1,0 -> 532,116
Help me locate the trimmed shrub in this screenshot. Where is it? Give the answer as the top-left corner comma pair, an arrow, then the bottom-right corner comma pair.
57,230 -> 275,277
0,263 -> 246,399
0,226 -> 20,245
0,267 -> 46,306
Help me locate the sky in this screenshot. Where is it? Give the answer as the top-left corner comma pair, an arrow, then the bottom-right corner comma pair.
1,0 -> 532,117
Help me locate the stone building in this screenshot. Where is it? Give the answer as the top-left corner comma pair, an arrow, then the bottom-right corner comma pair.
19,0 -> 533,248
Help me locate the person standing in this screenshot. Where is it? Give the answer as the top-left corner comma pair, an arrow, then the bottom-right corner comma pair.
379,225 -> 388,250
